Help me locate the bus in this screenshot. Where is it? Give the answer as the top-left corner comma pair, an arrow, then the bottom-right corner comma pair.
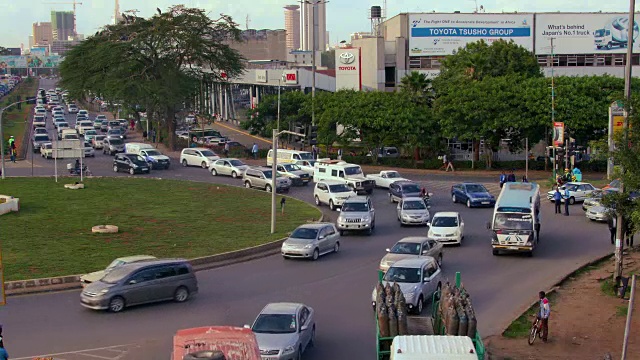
488,182 -> 541,257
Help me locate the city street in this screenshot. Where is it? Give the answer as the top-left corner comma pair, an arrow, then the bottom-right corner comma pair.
0,79 -> 613,359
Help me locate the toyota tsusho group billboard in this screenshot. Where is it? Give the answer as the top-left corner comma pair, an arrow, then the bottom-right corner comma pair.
335,48 -> 361,90
409,13 -> 534,56
535,13 -> 640,55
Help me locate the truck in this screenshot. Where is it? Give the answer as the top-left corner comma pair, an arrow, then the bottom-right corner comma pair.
594,16 -> 638,50
365,170 -> 410,189
172,326 -> 261,360
375,271 -> 485,360
488,182 -> 541,257
313,159 -> 375,194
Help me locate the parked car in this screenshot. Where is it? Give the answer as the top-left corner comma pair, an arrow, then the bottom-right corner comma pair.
248,303 -> 315,360
92,135 -> 106,149
80,259 -> 198,313
546,182 -> 596,204
379,237 -> 443,273
32,134 -> 51,153
103,138 -> 125,155
336,196 -> 375,235
243,166 -> 291,193
389,180 -> 422,203
210,158 -> 248,178
180,147 -> 220,168
427,212 -> 465,245
583,188 -> 620,211
586,205 -> 610,222
113,153 -> 150,174
313,180 -> 357,210
451,183 -> 496,208
80,255 -> 157,287
276,163 -> 311,186
371,257 -> 443,314
396,197 -> 430,226
281,223 -> 340,260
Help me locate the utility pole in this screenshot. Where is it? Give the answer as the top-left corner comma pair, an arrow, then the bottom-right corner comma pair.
550,37 -> 557,180
615,0 -> 635,281
271,129 -> 305,233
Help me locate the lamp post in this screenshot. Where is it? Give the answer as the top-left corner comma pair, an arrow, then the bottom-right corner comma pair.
271,129 -> 306,233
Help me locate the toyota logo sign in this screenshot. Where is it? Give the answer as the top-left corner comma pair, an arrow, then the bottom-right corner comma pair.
339,52 -> 355,65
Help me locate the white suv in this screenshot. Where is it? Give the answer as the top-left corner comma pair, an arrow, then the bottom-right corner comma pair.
313,180 -> 356,211
180,147 -> 220,168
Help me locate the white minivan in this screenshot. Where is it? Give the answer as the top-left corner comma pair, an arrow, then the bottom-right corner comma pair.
266,149 -> 314,166
180,147 -> 220,168
125,142 -> 171,169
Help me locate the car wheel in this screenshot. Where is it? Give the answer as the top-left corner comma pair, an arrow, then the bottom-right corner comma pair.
113,165 -> 118,172
265,184 -> 272,193
182,159 -> 188,167
309,326 -> 316,348
314,196 -> 321,206
129,168 -> 135,175
334,242 -> 340,253
466,199 -> 472,208
244,181 -> 251,189
437,253 -> 443,267
231,171 -> 237,178
415,296 -> 423,315
108,296 -> 125,313
492,249 -> 500,256
329,200 -> 335,210
312,248 -> 319,261
211,168 -> 217,176
201,161 -> 207,169
569,197 -> 576,205
174,286 -> 189,302
452,194 -> 457,203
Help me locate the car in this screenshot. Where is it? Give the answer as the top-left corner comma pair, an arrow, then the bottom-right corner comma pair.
32,134 -> 51,153
586,205 -> 610,222
371,257 -> 443,315
248,303 -> 315,360
80,258 -> 198,313
180,147 -> 220,168
55,121 -> 70,132
113,153 -> 151,174
389,180 -> 422,203
40,142 -> 53,158
210,158 -> 248,178
243,166 -> 291,193
68,104 -> 78,113
281,223 -> 340,260
276,163 -> 311,186
77,121 -> 95,135
365,170 -> 409,188
546,182 -> 597,204
291,159 -> 316,176
313,180 -> 357,210
107,120 -> 121,131
77,109 -> 89,117
583,188 -> 620,211
100,120 -> 109,132
336,196 -> 375,235
93,120 -> 104,130
83,141 -> 95,157
83,129 -> 99,143
80,255 -> 157,287
33,115 -> 46,127
451,183 -> 496,208
107,128 -> 125,139
427,212 -> 465,245
103,138 -> 125,155
95,114 -> 107,123
92,135 -> 106,149
176,131 -> 190,140
33,127 -> 49,135
396,197 -> 430,226
379,237 -> 443,273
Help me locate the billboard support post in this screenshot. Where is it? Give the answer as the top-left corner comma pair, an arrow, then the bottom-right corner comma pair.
550,37 -> 556,181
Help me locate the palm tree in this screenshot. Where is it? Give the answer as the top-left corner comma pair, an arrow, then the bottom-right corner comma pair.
399,71 -> 434,106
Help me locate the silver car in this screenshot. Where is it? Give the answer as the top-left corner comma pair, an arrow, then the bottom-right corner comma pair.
249,302 -> 315,360
371,257 -> 443,315
379,237 -> 443,273
586,205 -> 610,222
582,189 -> 619,211
276,163 -> 311,186
210,158 -> 248,178
397,197 -> 430,226
281,223 -> 340,261
336,196 -> 375,235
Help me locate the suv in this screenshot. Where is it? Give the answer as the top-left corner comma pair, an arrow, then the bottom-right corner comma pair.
103,138 -> 125,155
336,196 -> 375,235
313,180 -> 356,210
389,180 -> 422,203
243,166 -> 291,193
113,153 -> 150,175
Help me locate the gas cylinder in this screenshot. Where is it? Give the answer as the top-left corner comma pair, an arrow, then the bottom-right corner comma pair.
446,304 -> 459,335
466,304 -> 477,337
388,304 -> 398,337
397,305 -> 409,335
377,302 -> 390,337
457,305 -> 468,336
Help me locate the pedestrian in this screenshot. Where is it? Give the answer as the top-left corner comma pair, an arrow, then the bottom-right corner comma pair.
608,214 -> 617,245
223,142 -> 230,157
441,154 -> 447,170
151,128 -> 156,143
536,290 -> 551,342
563,185 -> 571,216
0,340 -> 6,360
337,148 -> 343,160
522,175 -> 529,183
312,145 -> 318,160
9,148 -> 15,163
143,130 -> 147,139
507,170 -> 516,182
445,158 -> 455,172
251,143 -> 258,160
8,135 -> 14,150
553,187 -> 562,214
499,171 -> 507,188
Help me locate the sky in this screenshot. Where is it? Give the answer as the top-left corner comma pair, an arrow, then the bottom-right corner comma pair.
0,0 -> 636,48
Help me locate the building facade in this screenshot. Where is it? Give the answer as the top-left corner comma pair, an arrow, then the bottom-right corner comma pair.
300,1 -> 327,51
284,5 -> 301,50
51,11 -> 75,41
50,39 -> 81,55
230,29 -> 287,61
32,22 -> 53,46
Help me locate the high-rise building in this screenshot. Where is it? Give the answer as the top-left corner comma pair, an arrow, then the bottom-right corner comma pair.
228,29 -> 288,61
32,22 -> 53,46
300,1 -> 327,52
51,11 -> 75,41
284,5 -> 301,50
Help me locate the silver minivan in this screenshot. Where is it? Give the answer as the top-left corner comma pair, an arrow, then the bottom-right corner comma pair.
80,259 -> 198,313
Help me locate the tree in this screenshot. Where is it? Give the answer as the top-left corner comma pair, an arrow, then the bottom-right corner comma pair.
399,71 -> 434,106
0,47 -> 10,55
59,5 -> 245,149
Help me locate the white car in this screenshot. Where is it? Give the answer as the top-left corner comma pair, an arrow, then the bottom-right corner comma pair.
313,180 -> 356,210
83,142 -> 95,157
180,147 -> 220,168
292,159 -> 317,176
546,182 -> 596,204
365,170 -> 409,188
77,121 -> 95,135
427,211 -> 465,245
33,115 -> 46,127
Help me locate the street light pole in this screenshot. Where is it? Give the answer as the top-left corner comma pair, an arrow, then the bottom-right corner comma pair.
271,129 -> 306,234
277,78 -> 281,131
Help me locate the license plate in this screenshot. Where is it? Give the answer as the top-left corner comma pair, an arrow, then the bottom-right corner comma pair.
482,201 -> 490,204
142,168 -> 148,171
261,357 -> 270,360
508,246 -> 519,250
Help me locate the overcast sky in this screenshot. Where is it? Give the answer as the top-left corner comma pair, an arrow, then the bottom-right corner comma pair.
0,0 -> 633,48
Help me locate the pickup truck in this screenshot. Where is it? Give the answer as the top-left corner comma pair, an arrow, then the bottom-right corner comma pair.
366,170 -> 409,189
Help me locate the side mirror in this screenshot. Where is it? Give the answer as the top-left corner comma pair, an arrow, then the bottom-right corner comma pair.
128,280 -> 137,285
426,222 -> 431,227
486,221 -> 491,230
423,277 -> 430,282
318,235 -> 325,240
385,248 -> 390,252
422,250 -> 428,254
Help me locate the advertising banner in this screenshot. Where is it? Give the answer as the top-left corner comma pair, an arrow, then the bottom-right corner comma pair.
30,47 -> 47,56
0,55 -> 62,68
553,122 -> 565,146
535,13 -> 640,55
335,47 -> 361,90
283,70 -> 298,85
409,13 -> 534,56
255,70 -> 267,83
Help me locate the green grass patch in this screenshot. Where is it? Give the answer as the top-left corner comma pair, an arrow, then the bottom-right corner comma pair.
616,305 -> 628,317
0,177 -> 320,281
502,291 -> 557,338
1,78 -> 38,147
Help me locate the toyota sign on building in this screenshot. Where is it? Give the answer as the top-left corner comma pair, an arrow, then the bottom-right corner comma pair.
335,47 -> 362,91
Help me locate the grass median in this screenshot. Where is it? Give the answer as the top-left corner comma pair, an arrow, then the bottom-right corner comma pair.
1,78 -> 38,145
0,177 -> 321,281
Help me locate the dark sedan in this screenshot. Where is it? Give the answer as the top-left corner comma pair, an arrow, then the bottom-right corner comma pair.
389,180 -> 422,203
451,183 -> 495,208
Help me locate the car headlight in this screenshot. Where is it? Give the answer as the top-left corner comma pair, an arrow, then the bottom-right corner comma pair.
132,164 -> 138,168
402,214 -> 410,219
98,288 -> 109,295
362,215 -> 371,222
283,345 -> 296,354
304,244 -> 313,249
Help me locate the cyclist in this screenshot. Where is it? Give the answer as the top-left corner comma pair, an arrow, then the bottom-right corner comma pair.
536,291 -> 550,342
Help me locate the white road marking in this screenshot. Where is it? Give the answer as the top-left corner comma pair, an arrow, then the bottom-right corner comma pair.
12,344 -> 135,360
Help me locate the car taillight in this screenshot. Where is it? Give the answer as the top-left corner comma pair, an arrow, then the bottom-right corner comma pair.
495,229 -> 502,234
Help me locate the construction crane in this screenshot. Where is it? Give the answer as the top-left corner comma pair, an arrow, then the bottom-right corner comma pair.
43,1 -> 83,39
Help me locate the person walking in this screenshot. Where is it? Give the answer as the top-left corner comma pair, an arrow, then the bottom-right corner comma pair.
151,128 -> 156,143
445,158 -> 455,172
563,186 -> 571,216
537,291 -> 551,342
608,214 -> 617,245
337,148 -> 343,160
441,154 -> 447,170
251,143 -> 258,160
8,136 -> 16,163
507,170 -> 516,182
553,187 -> 562,214
499,171 -> 507,188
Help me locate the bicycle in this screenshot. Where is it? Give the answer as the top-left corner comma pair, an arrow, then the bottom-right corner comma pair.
528,315 -> 544,345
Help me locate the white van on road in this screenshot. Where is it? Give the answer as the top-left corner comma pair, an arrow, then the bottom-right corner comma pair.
125,142 -> 171,169
267,149 -> 314,166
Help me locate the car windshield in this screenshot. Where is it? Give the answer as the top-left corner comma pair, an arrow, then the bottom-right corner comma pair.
402,184 -> 421,193
432,216 -> 458,227
110,139 -> 123,145
34,135 -> 49,141
465,184 -> 487,193
386,172 -> 400,178
145,150 -> 161,156
127,155 -> 146,163
95,136 -> 105,140
342,202 -> 369,212
283,164 -> 301,171
109,130 -> 122,135
403,200 -> 426,210
494,213 -> 533,231
230,160 -> 245,166
290,227 -> 318,240
298,152 -> 313,160
563,184 -> 578,191
252,314 -> 297,334
200,150 -> 216,157
106,259 -> 126,269
86,131 -> 97,135
390,242 -> 421,255
594,29 -> 605,37
329,184 -> 352,192
344,166 -> 362,176
100,266 -> 130,284
383,267 -> 421,283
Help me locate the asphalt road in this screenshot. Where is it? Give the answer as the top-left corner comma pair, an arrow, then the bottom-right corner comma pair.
0,79 -> 613,359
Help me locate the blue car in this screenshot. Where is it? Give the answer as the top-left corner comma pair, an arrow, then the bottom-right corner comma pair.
451,183 -> 495,208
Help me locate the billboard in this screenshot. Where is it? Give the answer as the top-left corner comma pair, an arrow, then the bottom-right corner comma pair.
0,55 -> 62,68
335,47 -> 362,90
535,13 -> 640,55
255,70 -> 267,83
283,70 -> 298,85
409,13 -> 534,56
30,47 -> 47,56
553,122 -> 565,146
